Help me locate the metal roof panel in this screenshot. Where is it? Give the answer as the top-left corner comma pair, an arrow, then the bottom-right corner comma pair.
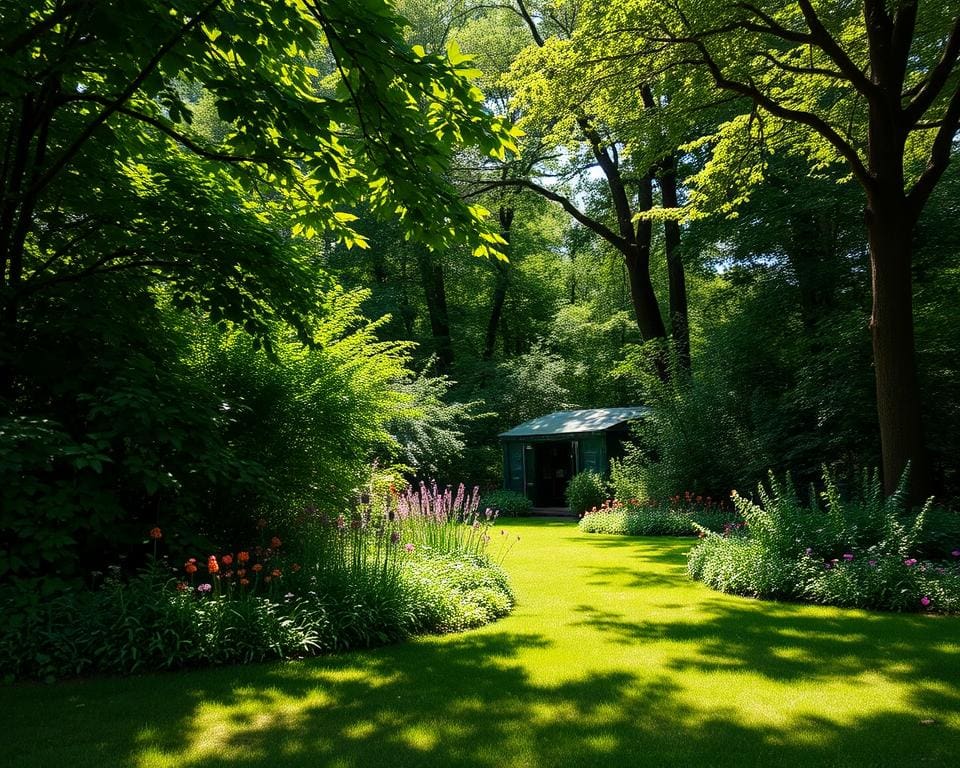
499,407 -> 649,439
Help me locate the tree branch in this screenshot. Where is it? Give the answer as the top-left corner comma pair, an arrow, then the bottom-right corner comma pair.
27,0 -> 223,198
465,177 -> 627,249
515,0 -> 545,47
795,0 -> 877,97
907,83 -> 960,216
904,14 -> 960,125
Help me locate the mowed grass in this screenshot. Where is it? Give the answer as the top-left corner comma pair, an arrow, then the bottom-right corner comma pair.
5,518 -> 960,767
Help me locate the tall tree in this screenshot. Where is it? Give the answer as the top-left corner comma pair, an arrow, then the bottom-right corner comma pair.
615,0 -> 960,499
0,0 -> 518,387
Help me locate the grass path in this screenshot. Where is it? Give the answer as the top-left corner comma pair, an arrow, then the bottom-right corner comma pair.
6,518 -> 960,767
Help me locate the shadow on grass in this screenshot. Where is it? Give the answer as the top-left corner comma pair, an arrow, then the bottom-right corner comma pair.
7,524 -> 960,768
10,619 -> 960,768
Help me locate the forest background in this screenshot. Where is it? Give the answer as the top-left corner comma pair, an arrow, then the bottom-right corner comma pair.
2,0 -> 959,588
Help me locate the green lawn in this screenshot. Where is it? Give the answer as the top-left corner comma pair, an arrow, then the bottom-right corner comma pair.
6,518 -> 960,767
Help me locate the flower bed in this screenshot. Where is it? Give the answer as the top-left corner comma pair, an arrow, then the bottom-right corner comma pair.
1,483 -> 516,682
579,494 -> 734,537
687,471 -> 960,614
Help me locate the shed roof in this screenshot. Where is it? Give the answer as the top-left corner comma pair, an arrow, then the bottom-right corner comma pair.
499,407 -> 649,439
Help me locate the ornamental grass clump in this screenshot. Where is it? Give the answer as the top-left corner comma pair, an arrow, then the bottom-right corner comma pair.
392,481 -> 497,558
687,468 -> 960,613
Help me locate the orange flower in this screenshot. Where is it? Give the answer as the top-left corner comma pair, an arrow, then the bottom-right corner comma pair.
149,527 -> 163,540
185,563 -> 198,574
207,555 -> 219,574
271,568 -> 281,578
221,554 -> 233,566
271,536 -> 282,549
239,578 -> 250,587
237,551 -> 250,563
252,563 -> 263,573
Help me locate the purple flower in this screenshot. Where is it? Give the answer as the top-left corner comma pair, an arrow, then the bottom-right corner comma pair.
921,596 -> 931,607
404,543 -> 415,553
952,550 -> 960,558
868,559 -> 877,567
905,558 -> 918,567
843,553 -> 854,561
197,583 -> 212,594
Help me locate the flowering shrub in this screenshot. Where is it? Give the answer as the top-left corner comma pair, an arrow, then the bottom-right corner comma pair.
1,483 -> 516,681
579,494 -> 733,536
687,468 -> 960,614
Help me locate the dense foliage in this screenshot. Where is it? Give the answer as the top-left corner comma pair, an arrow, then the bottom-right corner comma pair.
1,485 -> 514,682
688,470 -> 960,613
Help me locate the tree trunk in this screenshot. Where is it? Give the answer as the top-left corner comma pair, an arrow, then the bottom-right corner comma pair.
482,206 -> 513,360
416,251 -> 453,372
626,173 -> 668,342
658,154 -> 690,370
866,192 -> 928,501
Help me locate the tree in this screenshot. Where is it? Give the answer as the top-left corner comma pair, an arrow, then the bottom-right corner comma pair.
616,0 -> 960,499
0,0 -> 518,387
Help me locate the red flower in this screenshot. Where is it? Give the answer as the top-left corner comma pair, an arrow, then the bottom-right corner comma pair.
237,551 -> 250,563
271,568 -> 281,578
252,563 -> 263,573
207,555 -> 220,574
185,562 -> 198,575
221,554 -> 233,566
149,527 -> 163,540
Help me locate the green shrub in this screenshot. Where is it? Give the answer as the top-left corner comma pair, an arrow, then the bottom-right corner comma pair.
687,468 -> 960,613
481,489 -> 533,517
566,471 -> 608,515
403,552 -> 514,633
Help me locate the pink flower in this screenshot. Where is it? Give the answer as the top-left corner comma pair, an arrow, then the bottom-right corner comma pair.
921,596 -> 931,607
868,559 -> 877,567
404,543 -> 415,553
905,558 -> 918,567
952,550 -> 960,558
843,553 -> 854,561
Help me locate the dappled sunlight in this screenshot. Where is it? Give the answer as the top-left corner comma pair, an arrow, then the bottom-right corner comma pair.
8,519 -> 960,768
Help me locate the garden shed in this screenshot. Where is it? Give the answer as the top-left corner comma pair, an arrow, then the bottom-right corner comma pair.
499,407 -> 649,507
